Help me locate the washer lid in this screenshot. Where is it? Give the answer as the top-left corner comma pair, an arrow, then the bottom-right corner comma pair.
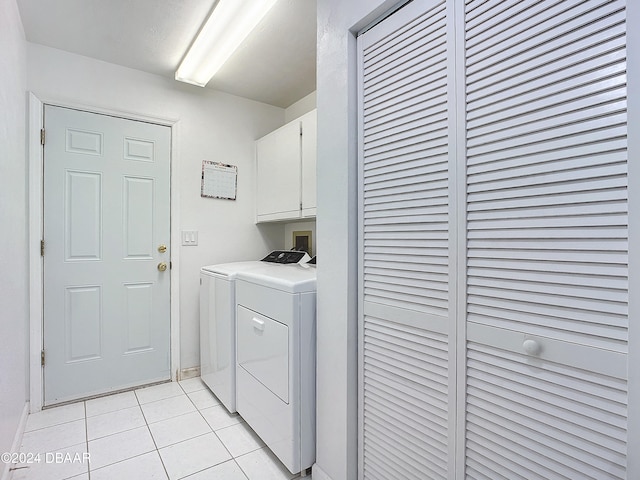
200,261 -> 262,278
236,264 -> 317,293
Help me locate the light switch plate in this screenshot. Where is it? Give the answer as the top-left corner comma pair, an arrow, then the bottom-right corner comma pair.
182,230 -> 198,246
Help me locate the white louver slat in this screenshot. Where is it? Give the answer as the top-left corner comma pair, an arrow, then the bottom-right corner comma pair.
358,0 -> 453,478
362,0 -> 449,315
466,342 -> 626,479
464,0 -> 628,478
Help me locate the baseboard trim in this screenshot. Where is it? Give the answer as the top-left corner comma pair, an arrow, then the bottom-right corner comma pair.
179,366 -> 200,381
1,402 -> 30,480
311,462 -> 333,480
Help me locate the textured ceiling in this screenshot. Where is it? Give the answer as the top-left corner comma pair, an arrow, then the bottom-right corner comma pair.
17,0 -> 317,108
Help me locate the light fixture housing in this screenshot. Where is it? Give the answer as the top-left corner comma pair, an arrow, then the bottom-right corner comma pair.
175,0 -> 279,87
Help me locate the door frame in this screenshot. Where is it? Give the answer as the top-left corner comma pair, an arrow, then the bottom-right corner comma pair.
28,93 -> 181,412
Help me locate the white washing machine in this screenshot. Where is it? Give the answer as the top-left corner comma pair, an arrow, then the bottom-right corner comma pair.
235,262 -> 317,474
199,251 -> 309,413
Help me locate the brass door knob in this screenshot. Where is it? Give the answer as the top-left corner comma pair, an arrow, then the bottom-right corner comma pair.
157,262 -> 168,272
158,244 -> 167,253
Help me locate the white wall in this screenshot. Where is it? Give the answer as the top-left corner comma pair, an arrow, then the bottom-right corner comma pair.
314,1 -> 403,479
26,43 -> 287,370
285,91 -> 316,123
0,0 -> 29,471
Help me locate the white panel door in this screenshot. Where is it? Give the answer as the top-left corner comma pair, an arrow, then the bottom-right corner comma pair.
43,106 -> 171,405
358,0 -> 456,478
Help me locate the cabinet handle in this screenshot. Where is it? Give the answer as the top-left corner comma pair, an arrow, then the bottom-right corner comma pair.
523,339 -> 541,356
252,317 -> 265,331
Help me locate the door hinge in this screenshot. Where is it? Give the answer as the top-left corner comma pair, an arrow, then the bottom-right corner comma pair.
41,350 -> 45,366
40,129 -> 45,145
41,240 -> 45,256
170,261 -> 172,270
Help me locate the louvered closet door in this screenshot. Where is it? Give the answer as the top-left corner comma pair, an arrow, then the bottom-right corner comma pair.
358,1 -> 456,478
464,1 -> 628,478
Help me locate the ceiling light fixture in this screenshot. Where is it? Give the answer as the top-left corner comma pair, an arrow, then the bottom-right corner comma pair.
175,0 -> 279,87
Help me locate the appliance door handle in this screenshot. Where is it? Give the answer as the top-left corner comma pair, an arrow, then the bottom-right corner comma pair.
252,317 -> 265,331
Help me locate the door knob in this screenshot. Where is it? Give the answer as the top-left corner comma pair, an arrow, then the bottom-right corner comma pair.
157,262 -> 168,272
158,244 -> 167,253
523,339 -> 540,356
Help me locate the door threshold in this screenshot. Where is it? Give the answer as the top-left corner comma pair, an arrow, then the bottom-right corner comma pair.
43,379 -> 172,409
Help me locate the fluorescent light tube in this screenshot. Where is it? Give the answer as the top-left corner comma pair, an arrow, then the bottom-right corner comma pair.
176,0 -> 279,86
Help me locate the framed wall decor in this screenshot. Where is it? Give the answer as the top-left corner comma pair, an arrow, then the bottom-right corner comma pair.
201,160 -> 237,200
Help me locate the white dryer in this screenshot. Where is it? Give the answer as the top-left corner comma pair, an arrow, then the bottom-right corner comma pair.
199,251 -> 309,413
235,262 -> 317,475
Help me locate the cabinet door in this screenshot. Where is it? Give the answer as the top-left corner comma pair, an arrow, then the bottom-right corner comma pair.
301,109 -> 317,217
256,121 -> 301,222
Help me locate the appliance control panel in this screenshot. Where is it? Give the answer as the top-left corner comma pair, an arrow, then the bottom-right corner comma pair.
261,250 -> 310,264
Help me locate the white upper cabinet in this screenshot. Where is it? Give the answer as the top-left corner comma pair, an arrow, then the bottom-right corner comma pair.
256,120 -> 301,222
255,109 -> 317,222
300,110 -> 317,218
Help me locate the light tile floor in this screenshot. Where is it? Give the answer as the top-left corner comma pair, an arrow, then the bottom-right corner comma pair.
10,378 -> 300,480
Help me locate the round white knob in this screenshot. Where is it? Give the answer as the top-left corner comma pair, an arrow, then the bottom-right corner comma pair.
523,339 -> 540,356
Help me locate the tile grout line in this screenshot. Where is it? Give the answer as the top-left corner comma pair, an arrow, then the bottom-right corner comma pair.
83,388 -> 174,477
89,451 -> 165,478
179,380 -> 241,476
148,383 -> 217,448
181,382 -> 237,459
30,386 -> 244,479
135,387 -> 171,480
84,401 -> 90,480
84,405 -> 148,443
52,381 -> 278,480
144,381 -> 218,479
234,458 -> 251,480
85,384 -> 201,477
22,405 -> 86,435
180,381 -> 254,480
178,380 -> 252,479
136,388 -> 185,406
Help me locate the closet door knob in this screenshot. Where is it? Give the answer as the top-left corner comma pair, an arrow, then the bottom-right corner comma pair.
523,339 -> 540,356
